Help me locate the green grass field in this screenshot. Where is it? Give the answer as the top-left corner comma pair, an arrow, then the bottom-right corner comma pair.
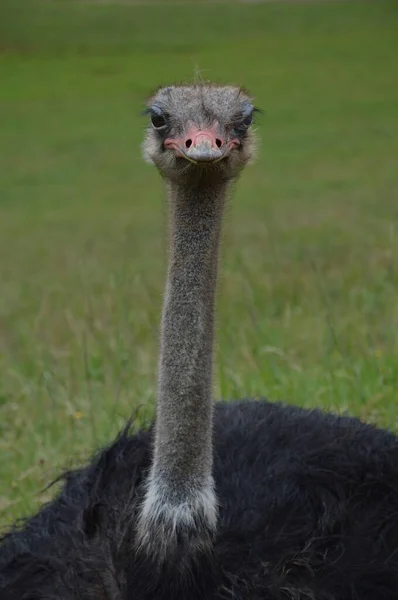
1,0 -> 398,526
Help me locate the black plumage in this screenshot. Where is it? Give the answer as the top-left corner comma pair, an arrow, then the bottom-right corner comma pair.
2,400 -> 398,599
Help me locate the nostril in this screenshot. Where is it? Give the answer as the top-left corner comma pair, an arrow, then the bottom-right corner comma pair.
215,138 -> 222,148
185,139 -> 192,148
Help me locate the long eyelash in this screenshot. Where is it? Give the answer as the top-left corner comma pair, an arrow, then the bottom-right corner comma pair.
226,105 -> 263,129
142,106 -> 169,119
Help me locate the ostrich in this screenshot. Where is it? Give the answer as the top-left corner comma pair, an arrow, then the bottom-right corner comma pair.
1,82 -> 398,600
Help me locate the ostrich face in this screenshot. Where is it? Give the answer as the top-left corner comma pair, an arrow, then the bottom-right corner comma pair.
143,84 -> 257,183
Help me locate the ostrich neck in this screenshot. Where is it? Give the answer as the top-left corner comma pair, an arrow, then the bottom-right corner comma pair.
152,179 -> 229,500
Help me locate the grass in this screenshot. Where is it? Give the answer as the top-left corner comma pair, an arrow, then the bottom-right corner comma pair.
1,0 -> 398,525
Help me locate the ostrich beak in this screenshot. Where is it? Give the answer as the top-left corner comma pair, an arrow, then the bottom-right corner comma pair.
164,123 -> 240,164
185,136 -> 224,163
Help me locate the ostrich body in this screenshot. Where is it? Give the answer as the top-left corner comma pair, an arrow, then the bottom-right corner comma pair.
2,83 -> 398,599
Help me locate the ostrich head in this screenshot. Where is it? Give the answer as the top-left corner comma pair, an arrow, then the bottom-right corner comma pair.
143,83 -> 257,184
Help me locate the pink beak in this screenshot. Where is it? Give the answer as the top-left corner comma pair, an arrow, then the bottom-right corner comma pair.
164,122 -> 240,163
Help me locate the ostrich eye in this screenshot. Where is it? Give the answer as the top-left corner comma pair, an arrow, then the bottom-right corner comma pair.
233,107 -> 254,136
151,113 -> 167,129
242,112 -> 253,127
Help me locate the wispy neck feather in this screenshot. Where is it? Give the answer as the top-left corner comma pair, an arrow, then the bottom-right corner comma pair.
136,179 -> 230,561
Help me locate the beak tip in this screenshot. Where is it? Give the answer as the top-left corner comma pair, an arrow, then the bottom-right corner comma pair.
186,142 -> 224,163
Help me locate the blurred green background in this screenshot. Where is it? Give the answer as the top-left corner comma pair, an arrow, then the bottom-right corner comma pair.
0,0 -> 397,525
